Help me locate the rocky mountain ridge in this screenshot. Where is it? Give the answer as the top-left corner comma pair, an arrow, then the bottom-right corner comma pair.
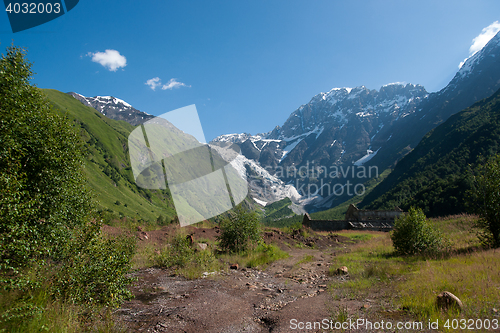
212,83 -> 428,174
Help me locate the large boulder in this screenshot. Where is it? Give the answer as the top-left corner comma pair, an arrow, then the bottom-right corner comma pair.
436,291 -> 463,312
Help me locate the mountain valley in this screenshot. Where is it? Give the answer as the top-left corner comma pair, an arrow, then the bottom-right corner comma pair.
66,30 -> 500,221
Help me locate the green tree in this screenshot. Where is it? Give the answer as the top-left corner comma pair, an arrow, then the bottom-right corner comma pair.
391,207 -> 444,255
0,45 -> 93,289
217,205 -> 261,253
468,154 -> 500,248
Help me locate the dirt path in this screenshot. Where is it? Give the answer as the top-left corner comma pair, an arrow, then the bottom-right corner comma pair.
112,227 -> 405,332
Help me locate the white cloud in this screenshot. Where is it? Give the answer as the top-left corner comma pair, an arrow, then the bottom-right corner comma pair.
161,78 -> 190,90
145,77 -> 162,91
145,77 -> 191,91
89,49 -> 127,72
459,21 -> 500,68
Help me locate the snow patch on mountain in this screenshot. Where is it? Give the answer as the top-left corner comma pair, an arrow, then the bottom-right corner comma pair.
253,198 -> 267,206
97,96 -> 132,108
282,125 -> 324,142
227,152 -> 303,203
213,133 -> 255,144
353,148 -> 380,166
371,124 -> 384,140
280,139 -> 302,163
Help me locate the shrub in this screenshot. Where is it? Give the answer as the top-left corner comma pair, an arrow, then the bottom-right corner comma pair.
217,206 -> 261,253
152,232 -> 222,279
391,207 -> 444,255
153,233 -> 194,268
177,250 -> 221,279
468,154 -> 500,248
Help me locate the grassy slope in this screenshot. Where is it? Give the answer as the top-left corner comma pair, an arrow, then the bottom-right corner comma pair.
43,89 -> 177,223
360,88 -> 500,217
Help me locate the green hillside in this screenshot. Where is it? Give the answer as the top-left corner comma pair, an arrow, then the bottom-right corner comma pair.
260,197 -> 302,227
43,89 -> 177,223
307,168 -> 391,220
361,88 -> 500,217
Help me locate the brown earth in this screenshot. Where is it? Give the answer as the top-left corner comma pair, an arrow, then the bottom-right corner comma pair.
107,225 -> 417,333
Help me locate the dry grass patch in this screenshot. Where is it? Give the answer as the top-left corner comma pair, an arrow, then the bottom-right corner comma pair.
432,214 -> 481,252
399,248 -> 500,325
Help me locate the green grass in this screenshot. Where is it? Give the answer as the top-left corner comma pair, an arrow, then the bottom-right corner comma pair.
131,243 -> 156,270
342,232 -> 375,243
296,254 -> 314,265
328,231 -> 410,299
294,242 -> 307,249
151,232 -> 223,279
431,214 -> 482,251
220,243 -> 289,269
245,243 -> 290,268
176,250 -> 223,279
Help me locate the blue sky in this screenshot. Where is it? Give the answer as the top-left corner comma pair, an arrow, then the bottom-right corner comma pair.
1,1 -> 500,141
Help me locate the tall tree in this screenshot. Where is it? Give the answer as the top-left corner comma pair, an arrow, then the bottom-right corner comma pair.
0,45 -> 92,289
469,154 -> 500,248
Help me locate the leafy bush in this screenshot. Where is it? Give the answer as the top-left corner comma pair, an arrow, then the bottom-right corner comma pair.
156,214 -> 173,226
153,233 -> 194,268
52,221 -> 136,307
152,232 -> 221,279
217,206 -> 261,253
391,207 -> 444,255
178,250 -> 221,279
468,154 -> 500,247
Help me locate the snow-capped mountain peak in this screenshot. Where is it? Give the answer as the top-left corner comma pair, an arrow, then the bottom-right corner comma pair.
454,30 -> 500,81
68,92 -> 154,126
96,96 -> 133,108
210,82 -> 428,193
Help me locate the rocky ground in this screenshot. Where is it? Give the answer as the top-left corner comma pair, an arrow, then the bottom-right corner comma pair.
109,226 -> 411,333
